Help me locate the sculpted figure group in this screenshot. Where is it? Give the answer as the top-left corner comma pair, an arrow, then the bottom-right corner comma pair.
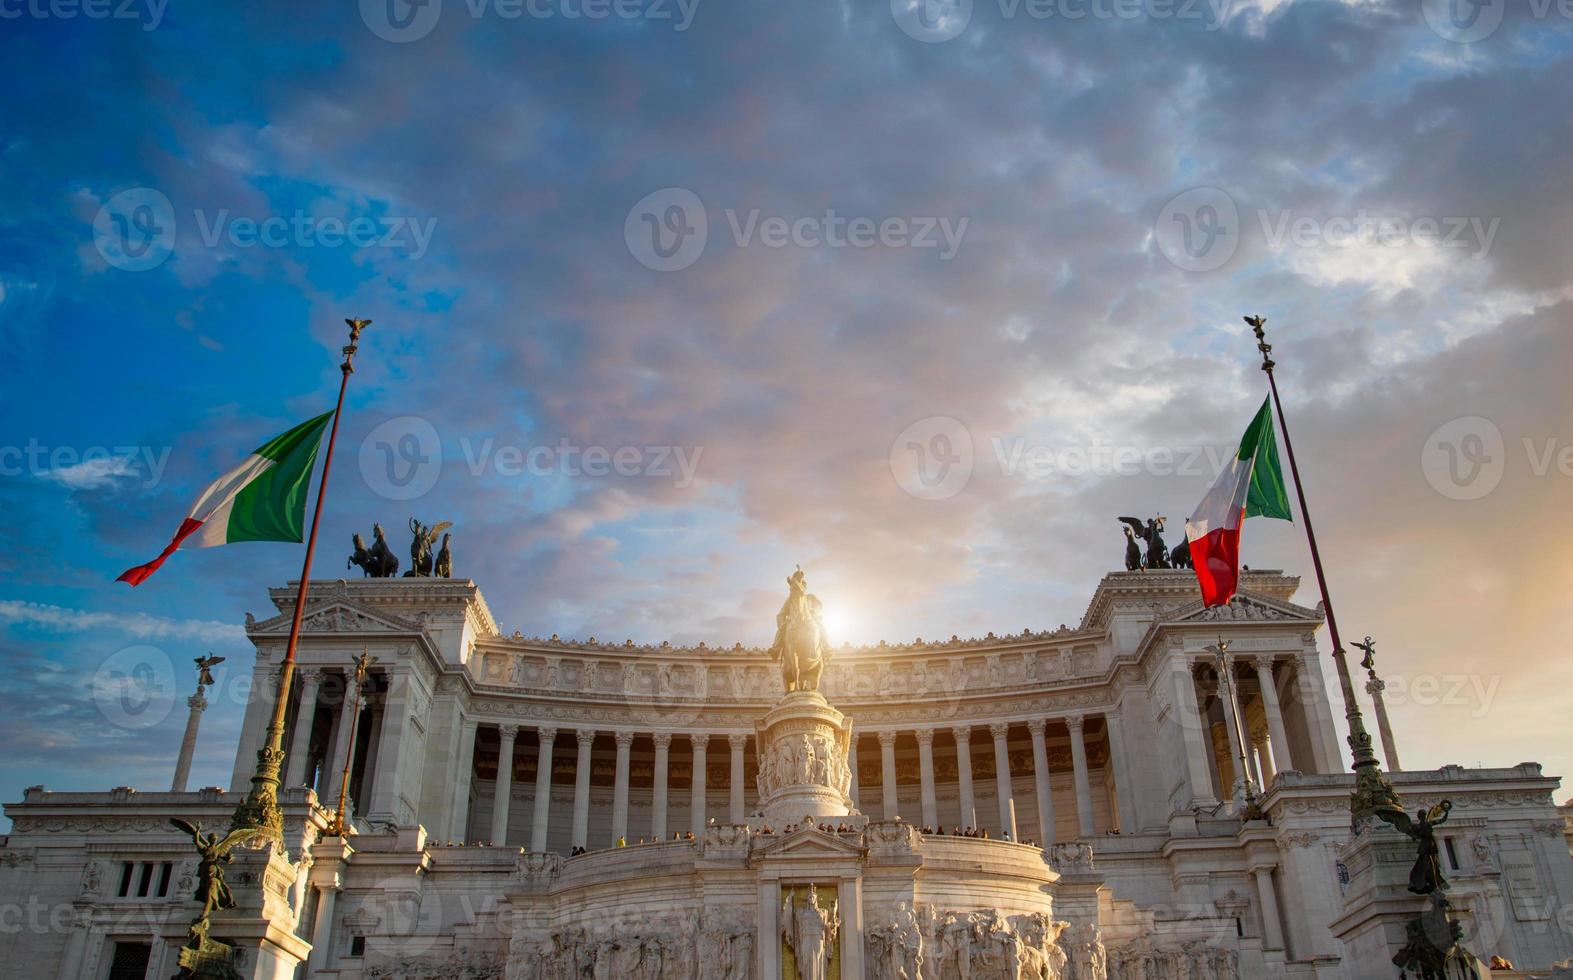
513,911 -> 751,980
348,518 -> 453,578
757,730 -> 852,800
866,905 -> 1072,980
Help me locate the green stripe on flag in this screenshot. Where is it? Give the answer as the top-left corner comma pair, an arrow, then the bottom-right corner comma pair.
227,412 -> 334,543
1240,397 -> 1292,521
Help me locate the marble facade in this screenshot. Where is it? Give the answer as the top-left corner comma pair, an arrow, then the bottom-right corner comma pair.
5,569 -> 1573,978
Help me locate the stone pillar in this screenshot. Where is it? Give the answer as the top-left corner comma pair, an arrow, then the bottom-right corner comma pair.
1171,656 -> 1216,805
990,723 -> 1017,839
848,737 -> 861,809
729,734 -> 748,823
143,936 -> 170,980
690,734 -> 710,836
491,724 -> 518,845
317,691 -> 343,796
1103,712 -> 1138,834
1216,659 -> 1249,801
651,733 -> 671,840
1366,676 -> 1402,771
1253,865 -> 1285,950
285,668 -> 323,788
1295,652 -> 1343,774
531,727 -> 556,851
1251,724 -> 1276,786
325,678 -> 359,811
449,719 -> 478,843
367,669 -> 412,823
612,730 -> 634,844
839,876 -> 865,980
1066,714 -> 1095,838
305,878 -> 341,972
572,729 -> 595,851
171,691 -> 208,792
231,665 -> 277,791
916,729 -> 938,830
1027,719 -> 1056,846
758,879 -> 781,980
1254,656 -> 1294,774
954,726 -> 976,828
878,730 -> 899,820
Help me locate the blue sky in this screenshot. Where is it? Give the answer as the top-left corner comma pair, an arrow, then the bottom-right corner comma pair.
4,0 -> 1573,825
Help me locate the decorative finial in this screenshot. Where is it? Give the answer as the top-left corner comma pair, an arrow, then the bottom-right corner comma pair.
1244,314 -> 1274,372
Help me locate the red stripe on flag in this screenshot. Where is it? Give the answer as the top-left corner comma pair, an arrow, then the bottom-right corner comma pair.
1189,525 -> 1241,607
116,518 -> 204,586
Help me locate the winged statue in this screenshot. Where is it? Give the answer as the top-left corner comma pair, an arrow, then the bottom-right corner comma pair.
169,818 -> 267,945
194,655 -> 225,689
1118,516 -> 1171,570
1378,800 -> 1453,895
406,518 -> 453,577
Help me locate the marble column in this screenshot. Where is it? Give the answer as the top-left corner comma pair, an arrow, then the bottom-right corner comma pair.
1253,865 -> 1285,950
491,725 -> 518,845
1250,725 -> 1274,787
915,729 -> 938,830
848,737 -> 861,809
878,730 -> 899,820
1294,652 -> 1342,774
729,734 -> 748,823
285,668 -> 323,788
231,665 -> 278,792
651,733 -> 671,840
1027,719 -> 1056,845
449,719 -> 478,843
1171,656 -> 1216,806
612,730 -> 634,844
690,734 -> 710,836
838,877 -> 865,980
171,690 -> 209,792
367,670 -> 411,822
305,877 -> 341,972
325,678 -> 359,813
531,727 -> 556,851
990,723 -> 1017,840
954,726 -> 976,828
1366,675 -> 1402,771
317,693 -> 343,797
1216,659 -> 1249,801
1066,715 -> 1095,838
1254,656 -> 1294,775
572,729 -> 595,851
1103,712 -> 1138,834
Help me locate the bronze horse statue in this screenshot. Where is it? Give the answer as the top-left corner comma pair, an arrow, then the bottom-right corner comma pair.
348,523 -> 400,577
768,566 -> 831,693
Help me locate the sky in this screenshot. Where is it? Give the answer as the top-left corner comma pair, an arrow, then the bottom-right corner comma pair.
2,0 -> 1572,827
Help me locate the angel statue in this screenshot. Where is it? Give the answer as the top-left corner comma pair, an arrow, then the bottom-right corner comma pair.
1118,516 -> 1171,569
405,518 -> 452,577
767,566 -> 831,693
1380,800 -> 1453,895
168,818 -> 264,946
194,654 -> 225,691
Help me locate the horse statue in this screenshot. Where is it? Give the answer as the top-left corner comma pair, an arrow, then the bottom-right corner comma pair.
404,518 -> 451,577
767,566 -> 831,693
348,523 -> 400,578
433,533 -> 453,578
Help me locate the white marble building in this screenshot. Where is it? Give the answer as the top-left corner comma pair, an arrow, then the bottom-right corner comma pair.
5,568 -> 1573,979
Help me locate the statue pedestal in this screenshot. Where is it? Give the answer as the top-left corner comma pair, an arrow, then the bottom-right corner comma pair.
754,691 -> 855,826
200,845 -> 312,980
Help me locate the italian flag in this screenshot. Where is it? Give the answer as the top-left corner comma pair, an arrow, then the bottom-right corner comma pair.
1185,397 -> 1293,607
117,412 -> 334,586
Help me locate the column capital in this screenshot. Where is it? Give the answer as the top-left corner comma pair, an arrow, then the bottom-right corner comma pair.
1063,714 -> 1085,734
690,733 -> 710,751
537,726 -> 557,743
877,730 -> 899,748
952,725 -> 972,744
989,722 -> 1010,741
1253,654 -> 1278,673
728,733 -> 749,752
299,666 -> 327,685
498,724 -> 520,741
187,693 -> 209,712
1249,723 -> 1270,745
577,727 -> 598,745
614,730 -> 635,749
1365,676 -> 1386,696
1026,718 -> 1047,738
915,728 -> 935,747
652,732 -> 673,750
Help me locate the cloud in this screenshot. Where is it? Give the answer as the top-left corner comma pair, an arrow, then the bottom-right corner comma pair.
0,600 -> 244,645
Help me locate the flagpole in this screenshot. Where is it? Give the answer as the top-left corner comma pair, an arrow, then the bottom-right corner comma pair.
230,318 -> 370,845
1245,315 -> 1400,830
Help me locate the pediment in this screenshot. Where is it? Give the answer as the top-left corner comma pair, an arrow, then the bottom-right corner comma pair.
752,827 -> 868,861
1161,591 -> 1320,626
249,600 -> 422,636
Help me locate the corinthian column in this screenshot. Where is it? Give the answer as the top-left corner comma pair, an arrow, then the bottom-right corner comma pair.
171,691 -> 209,792
916,729 -> 938,830
1366,676 -> 1402,771
1066,715 -> 1094,838
848,737 -> 860,809
729,734 -> 748,823
1027,719 -> 1056,845
953,726 -> 976,828
690,734 -> 710,836
878,730 -> 899,820
990,723 -> 1017,840
572,729 -> 595,851
531,727 -> 556,851
612,730 -> 634,844
651,733 -> 671,840
491,725 -> 518,845
1254,656 -> 1294,775
284,668 -> 324,788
